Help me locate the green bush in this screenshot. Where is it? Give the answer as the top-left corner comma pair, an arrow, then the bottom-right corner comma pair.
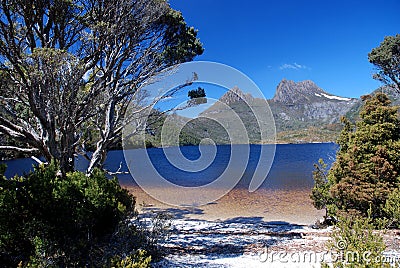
326,210 -> 390,268
0,162 -> 148,267
103,211 -> 171,265
110,249 -> 151,268
383,187 -> 400,228
310,159 -> 331,215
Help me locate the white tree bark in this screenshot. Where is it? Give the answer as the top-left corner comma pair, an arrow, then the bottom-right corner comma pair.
0,0 -> 203,175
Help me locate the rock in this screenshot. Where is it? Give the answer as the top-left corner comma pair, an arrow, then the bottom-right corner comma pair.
219,86 -> 254,106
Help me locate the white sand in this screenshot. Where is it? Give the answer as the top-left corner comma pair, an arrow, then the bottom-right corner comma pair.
125,186 -> 400,268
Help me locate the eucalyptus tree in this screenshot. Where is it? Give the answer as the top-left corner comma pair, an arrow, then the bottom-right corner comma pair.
369,34 -> 400,92
0,0 -> 203,175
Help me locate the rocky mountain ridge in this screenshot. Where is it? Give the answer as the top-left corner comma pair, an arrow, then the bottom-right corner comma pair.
219,86 -> 255,105
132,80 -> 400,146
200,79 -> 397,143
268,80 -> 359,142
272,79 -> 353,104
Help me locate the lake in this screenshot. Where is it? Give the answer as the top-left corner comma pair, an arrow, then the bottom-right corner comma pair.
1,143 -> 338,224
2,143 -> 337,189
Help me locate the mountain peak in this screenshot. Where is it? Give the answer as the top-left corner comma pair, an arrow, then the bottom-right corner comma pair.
219,86 -> 254,106
273,79 -> 352,104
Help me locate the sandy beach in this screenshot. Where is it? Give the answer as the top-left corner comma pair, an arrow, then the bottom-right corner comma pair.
125,185 -> 324,225
124,185 -> 400,267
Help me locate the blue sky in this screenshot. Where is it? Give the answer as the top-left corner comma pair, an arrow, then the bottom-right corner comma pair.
169,0 -> 399,99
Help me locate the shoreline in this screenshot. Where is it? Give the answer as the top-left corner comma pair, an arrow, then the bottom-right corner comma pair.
125,141 -> 336,150
128,186 -> 400,267
125,185 -> 324,226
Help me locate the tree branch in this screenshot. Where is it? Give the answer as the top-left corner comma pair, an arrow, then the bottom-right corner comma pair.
0,146 -> 39,153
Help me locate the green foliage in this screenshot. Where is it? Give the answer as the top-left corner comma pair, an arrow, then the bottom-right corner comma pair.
123,111 -> 203,148
0,0 -> 204,174
188,87 -> 206,99
311,93 -> 400,222
160,8 -> 204,65
383,188 -> 400,228
106,211 -> 172,263
331,93 -> 400,219
327,210 -> 390,268
368,34 -> 400,91
0,164 -> 6,177
310,159 -> 331,213
187,87 -> 207,106
110,249 -> 151,268
0,162 -> 146,267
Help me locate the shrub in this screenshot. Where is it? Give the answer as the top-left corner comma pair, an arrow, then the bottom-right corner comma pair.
0,162 -> 145,267
110,249 -> 151,268
326,210 -> 390,268
102,211 -> 171,265
383,187 -> 400,228
310,159 -> 331,216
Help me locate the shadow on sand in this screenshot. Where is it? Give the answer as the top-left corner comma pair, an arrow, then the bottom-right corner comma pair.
140,206 -> 305,258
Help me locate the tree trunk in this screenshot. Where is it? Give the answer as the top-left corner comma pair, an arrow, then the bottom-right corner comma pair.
87,145 -> 107,175
87,100 -> 115,174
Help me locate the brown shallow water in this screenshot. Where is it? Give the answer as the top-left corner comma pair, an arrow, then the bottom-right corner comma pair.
124,185 -> 324,225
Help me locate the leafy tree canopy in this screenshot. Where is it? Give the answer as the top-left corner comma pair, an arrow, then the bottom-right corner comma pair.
369,34 -> 400,92
188,87 -> 206,99
0,0 -> 204,175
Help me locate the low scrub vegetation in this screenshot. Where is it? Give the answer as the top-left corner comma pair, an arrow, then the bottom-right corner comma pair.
0,163 -> 167,267
325,210 -> 390,268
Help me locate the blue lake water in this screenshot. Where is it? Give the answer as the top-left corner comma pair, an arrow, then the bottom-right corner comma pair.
2,143 -> 338,191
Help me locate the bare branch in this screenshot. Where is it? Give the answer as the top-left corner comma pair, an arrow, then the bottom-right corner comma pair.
105,162 -> 129,176
0,146 -> 39,153
31,155 -> 45,165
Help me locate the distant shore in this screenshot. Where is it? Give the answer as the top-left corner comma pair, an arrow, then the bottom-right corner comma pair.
127,141 -> 336,150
